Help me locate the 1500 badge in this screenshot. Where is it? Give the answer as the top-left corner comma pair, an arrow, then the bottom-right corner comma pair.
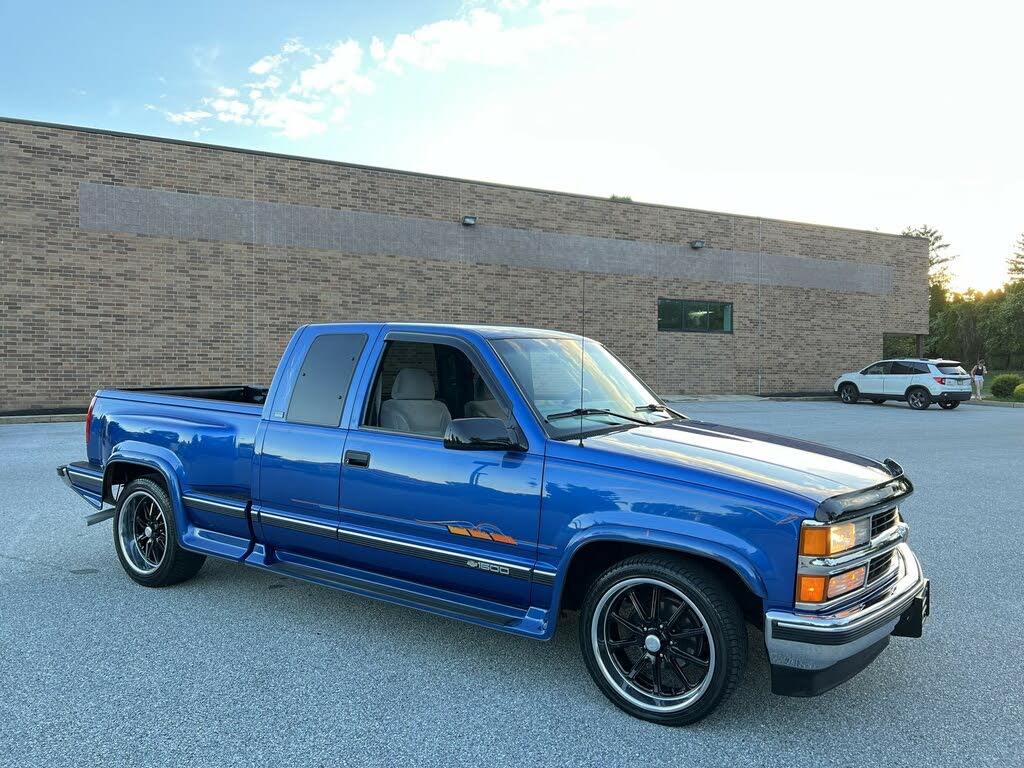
466,560 -> 510,575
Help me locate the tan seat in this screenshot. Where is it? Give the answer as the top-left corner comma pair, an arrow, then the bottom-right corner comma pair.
465,375 -> 505,419
380,368 -> 452,436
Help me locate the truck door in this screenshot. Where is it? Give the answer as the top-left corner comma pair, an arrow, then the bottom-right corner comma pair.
254,329 -> 370,561
337,332 -> 543,608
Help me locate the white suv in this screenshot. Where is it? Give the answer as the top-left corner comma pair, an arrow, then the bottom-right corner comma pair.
834,359 -> 972,410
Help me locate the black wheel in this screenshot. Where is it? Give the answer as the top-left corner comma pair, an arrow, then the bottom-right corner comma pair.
907,388 -> 931,410
839,383 -> 859,404
113,477 -> 205,587
579,554 -> 746,726
939,400 -> 960,410
871,398 -> 885,405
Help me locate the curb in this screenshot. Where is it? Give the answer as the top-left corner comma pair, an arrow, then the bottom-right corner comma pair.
964,399 -> 1024,408
0,413 -> 87,425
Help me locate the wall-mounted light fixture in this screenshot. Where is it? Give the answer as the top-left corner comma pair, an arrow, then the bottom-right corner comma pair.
690,239 -> 706,249
461,215 -> 477,226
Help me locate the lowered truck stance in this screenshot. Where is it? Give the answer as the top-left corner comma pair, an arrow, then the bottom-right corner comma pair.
58,323 -> 929,725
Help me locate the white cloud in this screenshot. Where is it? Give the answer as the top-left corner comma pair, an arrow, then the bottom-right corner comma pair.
216,86 -> 238,97
296,39 -> 373,95
372,7 -> 588,74
251,95 -> 327,139
248,53 -> 284,75
282,38 -> 310,54
249,89 -> 262,100
164,109 -> 212,124
204,97 -> 251,124
247,74 -> 282,90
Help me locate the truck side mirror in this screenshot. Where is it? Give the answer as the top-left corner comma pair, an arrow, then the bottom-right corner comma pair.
444,418 -> 526,452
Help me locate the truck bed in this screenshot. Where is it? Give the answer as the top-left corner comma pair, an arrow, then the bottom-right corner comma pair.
114,385 -> 269,406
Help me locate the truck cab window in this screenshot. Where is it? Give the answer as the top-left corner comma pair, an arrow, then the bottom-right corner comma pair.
285,333 -> 367,427
363,340 -> 500,436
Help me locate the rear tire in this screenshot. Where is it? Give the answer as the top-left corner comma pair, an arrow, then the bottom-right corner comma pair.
839,383 -> 859,404
579,554 -> 746,726
907,387 -> 932,410
113,477 -> 205,587
939,400 -> 960,410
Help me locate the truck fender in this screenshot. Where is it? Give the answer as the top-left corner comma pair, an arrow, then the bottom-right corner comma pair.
549,526 -> 768,616
103,441 -> 190,547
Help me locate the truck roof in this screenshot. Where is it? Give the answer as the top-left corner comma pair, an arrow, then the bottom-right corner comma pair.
303,322 -> 583,341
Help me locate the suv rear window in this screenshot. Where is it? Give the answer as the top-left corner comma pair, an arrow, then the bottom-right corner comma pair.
936,363 -> 967,375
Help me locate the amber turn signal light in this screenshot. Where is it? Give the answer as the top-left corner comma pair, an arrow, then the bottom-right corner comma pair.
799,526 -> 830,556
797,575 -> 827,603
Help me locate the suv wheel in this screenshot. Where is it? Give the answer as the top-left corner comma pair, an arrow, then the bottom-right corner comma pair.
579,554 -> 746,726
907,387 -> 931,410
839,383 -> 859,404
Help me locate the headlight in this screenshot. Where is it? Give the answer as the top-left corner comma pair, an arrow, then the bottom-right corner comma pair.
797,565 -> 868,603
799,518 -> 871,556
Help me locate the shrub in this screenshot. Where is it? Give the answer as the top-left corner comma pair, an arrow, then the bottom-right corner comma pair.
991,374 -> 1024,399
1014,383 -> 1024,402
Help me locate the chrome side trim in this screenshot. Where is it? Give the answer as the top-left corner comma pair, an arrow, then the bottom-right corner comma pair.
335,525 -> 534,582
66,466 -> 103,490
532,569 -> 556,586
183,494 -> 249,519
258,510 -> 337,538
256,512 -> 555,584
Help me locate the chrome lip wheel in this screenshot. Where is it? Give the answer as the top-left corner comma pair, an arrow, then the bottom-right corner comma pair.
118,490 -> 167,575
840,385 -> 855,403
908,390 -> 927,409
592,577 -> 715,713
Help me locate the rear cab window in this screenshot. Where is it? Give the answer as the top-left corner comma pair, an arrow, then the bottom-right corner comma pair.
935,362 -> 967,375
286,333 -> 367,427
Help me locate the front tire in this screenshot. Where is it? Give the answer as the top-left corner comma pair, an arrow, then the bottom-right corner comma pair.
939,400 -> 960,410
579,554 -> 746,726
113,477 -> 205,587
839,383 -> 859,404
907,387 -> 932,410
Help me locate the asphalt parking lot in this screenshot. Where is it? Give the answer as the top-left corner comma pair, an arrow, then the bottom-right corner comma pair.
1,400 -> 1021,767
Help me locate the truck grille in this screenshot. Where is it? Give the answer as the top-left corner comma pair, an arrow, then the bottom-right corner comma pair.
865,550 -> 896,585
871,507 -> 899,538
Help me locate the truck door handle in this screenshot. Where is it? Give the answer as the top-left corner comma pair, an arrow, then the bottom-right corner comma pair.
344,450 -> 370,468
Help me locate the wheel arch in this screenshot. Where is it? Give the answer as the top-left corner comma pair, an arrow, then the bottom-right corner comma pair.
553,536 -> 766,625
102,444 -> 190,545
904,383 -> 930,398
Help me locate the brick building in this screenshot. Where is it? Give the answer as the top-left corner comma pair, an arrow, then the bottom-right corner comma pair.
0,117 -> 929,414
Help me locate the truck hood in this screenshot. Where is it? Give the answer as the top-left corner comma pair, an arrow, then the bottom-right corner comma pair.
582,420 -> 896,503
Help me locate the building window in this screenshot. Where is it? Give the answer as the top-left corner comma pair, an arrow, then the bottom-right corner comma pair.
658,299 -> 733,333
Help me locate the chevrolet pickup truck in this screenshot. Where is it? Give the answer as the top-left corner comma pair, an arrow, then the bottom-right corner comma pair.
58,323 -> 929,725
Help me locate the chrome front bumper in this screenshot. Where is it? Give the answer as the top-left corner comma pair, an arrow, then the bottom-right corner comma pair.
765,543 -> 929,696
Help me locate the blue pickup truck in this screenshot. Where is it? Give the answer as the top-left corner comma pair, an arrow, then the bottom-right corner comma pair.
58,323 -> 929,725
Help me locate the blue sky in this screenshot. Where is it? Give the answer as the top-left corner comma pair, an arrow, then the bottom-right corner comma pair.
3,0 -> 1022,290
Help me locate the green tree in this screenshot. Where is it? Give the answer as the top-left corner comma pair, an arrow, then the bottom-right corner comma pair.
901,225 -> 956,288
1008,234 -> 1024,283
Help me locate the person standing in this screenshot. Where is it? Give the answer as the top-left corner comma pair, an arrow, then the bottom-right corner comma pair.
971,359 -> 988,400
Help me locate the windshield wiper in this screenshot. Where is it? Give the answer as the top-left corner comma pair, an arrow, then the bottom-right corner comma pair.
634,402 -> 687,419
546,407 -> 651,425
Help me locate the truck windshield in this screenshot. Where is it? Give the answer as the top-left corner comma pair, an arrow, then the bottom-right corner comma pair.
490,337 -> 675,438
